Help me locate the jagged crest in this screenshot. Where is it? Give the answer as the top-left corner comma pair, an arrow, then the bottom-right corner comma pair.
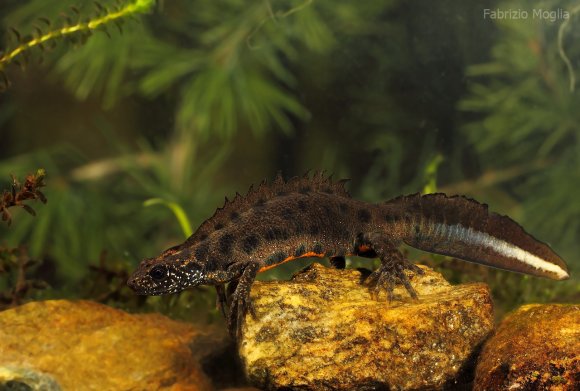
388,193 -> 492,229
389,192 -> 522,238
186,171 -> 350,243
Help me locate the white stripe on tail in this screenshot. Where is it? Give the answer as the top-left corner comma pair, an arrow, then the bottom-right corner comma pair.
434,223 -> 569,279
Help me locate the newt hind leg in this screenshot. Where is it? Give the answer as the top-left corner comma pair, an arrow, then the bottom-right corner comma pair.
358,233 -> 424,301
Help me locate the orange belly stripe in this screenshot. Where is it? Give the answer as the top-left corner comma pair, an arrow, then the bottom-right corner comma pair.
258,251 -> 326,273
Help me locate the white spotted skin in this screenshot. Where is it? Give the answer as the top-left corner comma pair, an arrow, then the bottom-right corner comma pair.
127,257 -> 206,295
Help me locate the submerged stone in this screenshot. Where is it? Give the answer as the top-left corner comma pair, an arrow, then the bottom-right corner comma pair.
239,263 -> 494,390
0,300 -> 214,391
474,303 -> 579,390
0,366 -> 61,391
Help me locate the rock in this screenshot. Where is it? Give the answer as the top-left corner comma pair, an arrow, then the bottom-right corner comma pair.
0,366 -> 61,391
0,300 -> 216,391
218,388 -> 262,391
239,263 -> 494,390
474,303 -> 580,391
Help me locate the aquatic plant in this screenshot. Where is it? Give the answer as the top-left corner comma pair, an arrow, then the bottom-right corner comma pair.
144,198 -> 193,238
0,0 -> 155,90
0,171 -> 48,310
0,169 -> 46,225
84,251 -> 133,303
0,246 -> 48,310
0,0 -> 358,277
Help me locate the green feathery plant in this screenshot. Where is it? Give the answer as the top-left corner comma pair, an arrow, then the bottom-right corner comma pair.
0,0 -> 155,89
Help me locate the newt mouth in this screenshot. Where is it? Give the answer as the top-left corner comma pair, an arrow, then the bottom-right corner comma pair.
126,276 -> 149,294
126,277 -> 139,292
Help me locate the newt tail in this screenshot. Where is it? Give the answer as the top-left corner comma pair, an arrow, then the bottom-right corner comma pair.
127,172 -> 569,337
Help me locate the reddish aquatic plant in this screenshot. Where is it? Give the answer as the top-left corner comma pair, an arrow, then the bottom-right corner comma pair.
0,169 -> 47,225
0,246 -> 48,309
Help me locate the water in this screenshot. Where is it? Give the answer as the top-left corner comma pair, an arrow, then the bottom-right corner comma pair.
0,0 -> 577,370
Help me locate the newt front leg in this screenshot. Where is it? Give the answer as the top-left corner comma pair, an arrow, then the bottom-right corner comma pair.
224,261 -> 261,338
214,284 -> 228,318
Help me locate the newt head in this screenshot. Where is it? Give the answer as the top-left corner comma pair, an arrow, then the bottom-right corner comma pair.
127,246 -> 205,295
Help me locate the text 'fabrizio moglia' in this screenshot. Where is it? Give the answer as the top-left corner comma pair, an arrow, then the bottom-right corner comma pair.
483,8 -> 570,22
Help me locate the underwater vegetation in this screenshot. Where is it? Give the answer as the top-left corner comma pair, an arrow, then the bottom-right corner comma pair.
0,170 -> 47,309
0,169 -> 46,225
0,0 -> 155,90
0,0 -> 578,323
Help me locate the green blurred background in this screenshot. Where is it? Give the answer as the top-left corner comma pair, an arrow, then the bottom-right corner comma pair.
0,0 -> 578,322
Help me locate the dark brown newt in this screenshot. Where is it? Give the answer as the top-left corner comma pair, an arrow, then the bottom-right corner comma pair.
127,172 -> 569,337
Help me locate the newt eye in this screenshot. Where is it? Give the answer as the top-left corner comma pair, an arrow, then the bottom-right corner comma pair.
149,265 -> 168,281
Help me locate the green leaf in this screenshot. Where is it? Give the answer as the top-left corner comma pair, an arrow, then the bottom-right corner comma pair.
143,198 -> 193,238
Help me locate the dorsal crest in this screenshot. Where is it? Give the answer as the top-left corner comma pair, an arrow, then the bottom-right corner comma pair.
185,171 -> 350,244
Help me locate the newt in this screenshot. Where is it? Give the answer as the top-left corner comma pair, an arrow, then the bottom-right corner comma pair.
127,172 -> 569,337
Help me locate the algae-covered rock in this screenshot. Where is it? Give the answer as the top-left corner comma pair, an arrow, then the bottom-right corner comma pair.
474,303 -> 579,391
0,366 -> 61,391
0,300 -> 214,391
239,263 -> 494,390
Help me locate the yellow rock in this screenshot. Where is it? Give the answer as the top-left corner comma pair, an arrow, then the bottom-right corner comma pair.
0,300 -> 213,391
474,303 -> 580,390
239,263 -> 493,390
